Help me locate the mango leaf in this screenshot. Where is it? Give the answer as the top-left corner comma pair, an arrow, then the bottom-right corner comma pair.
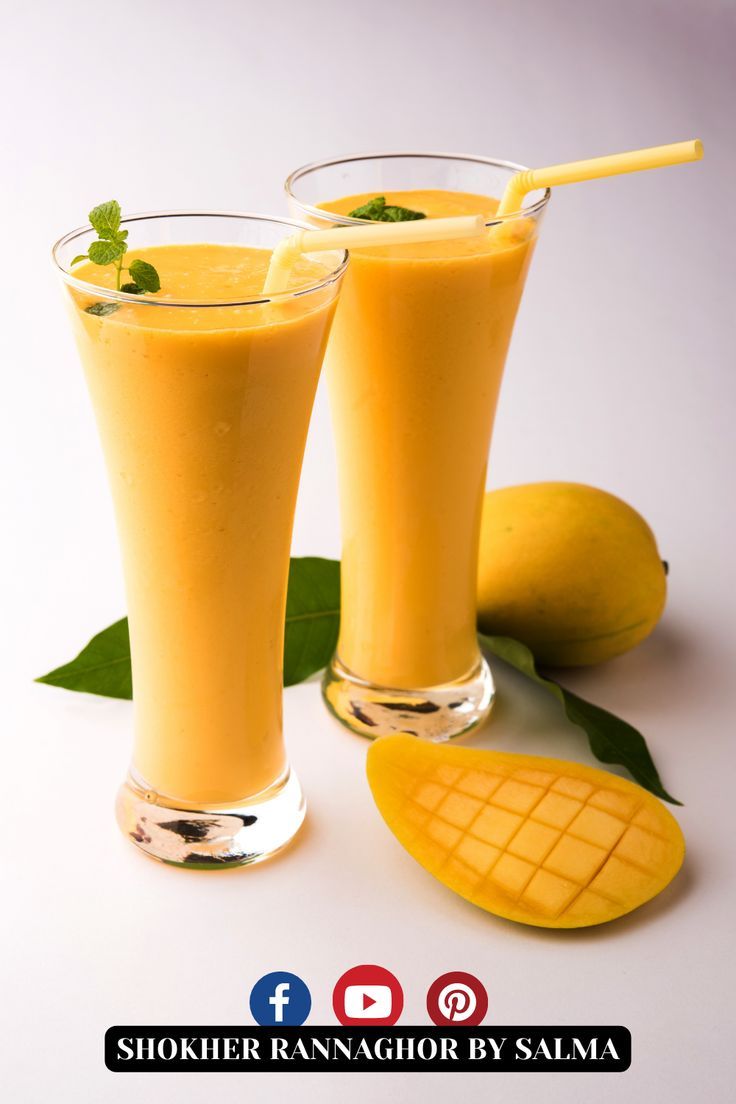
36,557 -> 341,698
479,633 -> 680,805
283,556 -> 340,685
36,617 -> 132,699
36,560 -> 677,806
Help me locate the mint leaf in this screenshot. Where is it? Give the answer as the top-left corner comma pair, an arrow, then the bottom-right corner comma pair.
349,196 -> 387,220
381,205 -> 426,222
70,254 -> 88,266
479,633 -> 680,805
78,201 -> 161,294
88,239 -> 126,265
348,195 -> 425,222
36,618 -> 132,699
89,200 -> 121,241
128,259 -> 160,293
85,302 -> 119,316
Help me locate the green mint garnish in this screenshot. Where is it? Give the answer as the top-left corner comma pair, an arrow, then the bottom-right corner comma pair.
89,199 -> 122,241
87,239 -> 126,266
380,204 -> 427,222
73,199 -> 161,296
348,195 -> 426,222
128,258 -> 161,293
348,196 -> 388,220
85,302 -> 120,317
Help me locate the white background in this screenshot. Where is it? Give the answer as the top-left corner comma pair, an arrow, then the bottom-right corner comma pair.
2,1 -> 735,1101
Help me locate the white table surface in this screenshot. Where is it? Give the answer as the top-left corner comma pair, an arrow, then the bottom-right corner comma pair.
2,1 -> 735,1101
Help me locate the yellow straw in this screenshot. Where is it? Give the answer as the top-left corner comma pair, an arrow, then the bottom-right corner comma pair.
497,139 -> 703,216
263,213 -> 487,294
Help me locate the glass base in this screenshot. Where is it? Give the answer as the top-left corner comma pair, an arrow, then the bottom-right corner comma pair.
322,655 -> 494,741
115,769 -> 305,869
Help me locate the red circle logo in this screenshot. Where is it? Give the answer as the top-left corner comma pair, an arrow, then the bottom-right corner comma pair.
332,965 -> 404,1026
426,971 -> 488,1026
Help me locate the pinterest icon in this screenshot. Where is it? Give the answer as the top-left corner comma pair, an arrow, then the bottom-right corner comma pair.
426,972 -> 488,1026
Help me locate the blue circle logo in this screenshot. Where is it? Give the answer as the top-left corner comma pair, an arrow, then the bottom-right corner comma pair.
249,971 -> 312,1026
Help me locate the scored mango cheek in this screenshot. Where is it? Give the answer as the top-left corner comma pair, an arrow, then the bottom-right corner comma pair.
366,736 -> 685,929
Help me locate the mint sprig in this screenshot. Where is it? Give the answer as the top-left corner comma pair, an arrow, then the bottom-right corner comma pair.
89,199 -> 122,241
128,258 -> 160,293
88,239 -> 126,266
71,200 -> 161,304
348,196 -> 426,222
35,556 -> 678,803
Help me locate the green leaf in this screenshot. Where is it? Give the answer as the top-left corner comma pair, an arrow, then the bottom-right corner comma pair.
36,618 -> 132,699
35,557 -> 341,699
381,205 -> 426,222
89,200 -> 121,241
128,259 -> 161,293
85,302 -> 119,316
35,562 -> 677,806
348,195 -> 425,222
120,282 -> 145,294
349,196 -> 388,220
70,254 -> 88,266
479,633 -> 681,805
284,557 -> 340,685
88,239 -> 126,265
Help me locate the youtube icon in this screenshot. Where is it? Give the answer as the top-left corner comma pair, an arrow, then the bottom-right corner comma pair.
333,965 -> 404,1025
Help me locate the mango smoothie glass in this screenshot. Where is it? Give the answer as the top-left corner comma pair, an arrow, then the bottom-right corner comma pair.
53,213 -> 346,866
286,154 -> 549,741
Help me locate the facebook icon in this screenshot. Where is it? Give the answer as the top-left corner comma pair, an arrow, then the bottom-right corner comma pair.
249,971 -> 312,1026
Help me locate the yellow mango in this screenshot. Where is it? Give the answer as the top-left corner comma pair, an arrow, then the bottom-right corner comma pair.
367,735 -> 684,928
477,482 -> 667,666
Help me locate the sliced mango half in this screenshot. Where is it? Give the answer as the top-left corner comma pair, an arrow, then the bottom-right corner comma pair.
366,735 -> 685,929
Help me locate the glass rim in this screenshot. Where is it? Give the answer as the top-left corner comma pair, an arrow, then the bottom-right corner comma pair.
285,151 -> 552,225
52,210 -> 349,308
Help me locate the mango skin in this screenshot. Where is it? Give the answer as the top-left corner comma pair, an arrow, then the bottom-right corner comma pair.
477,482 -> 667,666
367,735 -> 685,929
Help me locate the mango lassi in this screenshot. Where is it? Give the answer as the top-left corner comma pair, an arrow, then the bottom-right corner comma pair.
288,163 -> 548,739
58,218 -> 344,864
323,188 -> 536,684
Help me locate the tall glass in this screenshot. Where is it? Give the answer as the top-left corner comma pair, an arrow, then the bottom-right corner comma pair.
53,213 -> 346,866
287,154 -> 549,741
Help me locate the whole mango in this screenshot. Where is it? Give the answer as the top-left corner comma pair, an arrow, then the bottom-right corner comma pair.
476,482 -> 667,666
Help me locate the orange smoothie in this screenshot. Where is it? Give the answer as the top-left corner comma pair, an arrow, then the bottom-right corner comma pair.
320,190 -> 539,689
66,244 -> 339,805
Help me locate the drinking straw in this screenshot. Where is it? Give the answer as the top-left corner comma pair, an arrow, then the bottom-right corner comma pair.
496,139 -> 703,216
263,213 -> 487,294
